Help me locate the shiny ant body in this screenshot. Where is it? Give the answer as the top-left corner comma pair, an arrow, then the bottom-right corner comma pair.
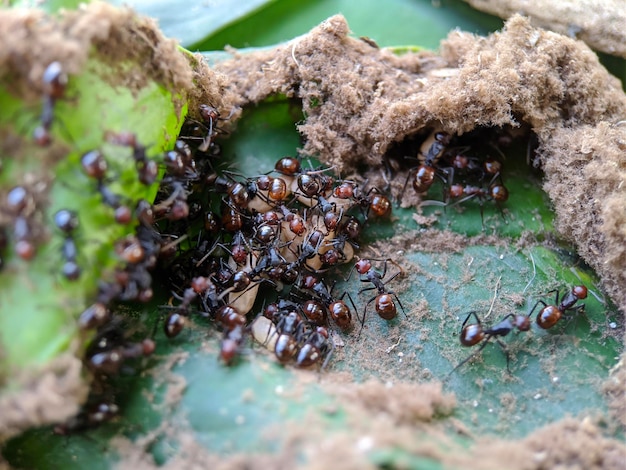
297,274 -> 356,330
449,311 -> 531,375
401,131 -> 452,201
5,186 -> 38,260
530,285 -> 588,329
295,326 -> 334,369
353,259 -> 406,333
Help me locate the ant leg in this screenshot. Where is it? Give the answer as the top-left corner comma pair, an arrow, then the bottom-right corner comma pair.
398,167 -> 415,208
320,338 -> 335,371
460,311 -> 482,330
357,285 -> 376,296
358,296 -> 377,339
528,299 -> 548,317
447,337 -> 492,378
391,292 -> 408,319
495,338 -> 511,374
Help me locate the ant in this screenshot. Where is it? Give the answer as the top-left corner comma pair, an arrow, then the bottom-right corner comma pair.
54,209 -> 81,280
274,310 -> 306,364
106,131 -> 159,185
400,130 -> 452,202
448,311 -> 531,375
353,258 -> 406,333
529,285 -> 588,329
213,303 -> 248,365
5,186 -> 38,260
295,326 -> 334,369
33,61 -> 68,146
297,274 -> 356,330
80,150 -> 133,224
422,173 -> 509,226
197,104 -> 234,153
359,188 -> 392,219
54,400 -> 120,435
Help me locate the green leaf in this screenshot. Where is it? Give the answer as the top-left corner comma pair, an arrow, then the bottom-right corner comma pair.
4,98 -> 622,468
192,0 -> 504,51
107,0 -> 277,48
2,0 -> 625,468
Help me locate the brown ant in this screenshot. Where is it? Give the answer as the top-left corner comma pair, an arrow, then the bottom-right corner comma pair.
529,285 -> 588,329
353,258 -> 406,334
295,326 -> 334,369
448,311 -> 531,375
400,130 -> 452,202
196,104 -> 236,153
274,310 -> 306,363
297,274 -> 356,330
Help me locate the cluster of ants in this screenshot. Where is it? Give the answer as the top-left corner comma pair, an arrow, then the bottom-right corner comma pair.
397,127 -> 510,219
2,61 -> 589,433
13,75 -> 407,430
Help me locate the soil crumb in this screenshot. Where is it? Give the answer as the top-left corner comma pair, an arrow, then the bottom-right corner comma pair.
214,14 -> 626,318
325,378 -> 455,425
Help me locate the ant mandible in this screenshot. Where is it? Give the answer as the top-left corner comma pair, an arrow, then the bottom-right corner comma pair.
448,311 -> 531,375
529,285 -> 588,329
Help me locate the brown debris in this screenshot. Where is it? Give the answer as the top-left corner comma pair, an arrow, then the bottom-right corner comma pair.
0,352 -> 88,441
462,0 -> 626,58
214,14 -> 626,319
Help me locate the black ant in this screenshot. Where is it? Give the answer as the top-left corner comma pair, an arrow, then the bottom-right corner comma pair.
54,400 -> 120,435
54,209 -> 80,280
85,319 -> 156,376
353,258 -> 406,333
448,311 -> 531,375
33,61 -> 68,146
5,186 -> 37,260
80,150 -> 133,224
529,285 -> 588,329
